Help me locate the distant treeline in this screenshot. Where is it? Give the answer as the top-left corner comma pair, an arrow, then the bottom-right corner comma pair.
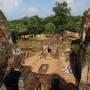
8,1 -> 82,37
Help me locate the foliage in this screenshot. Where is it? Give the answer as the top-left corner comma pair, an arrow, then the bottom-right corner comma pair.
45,22 -> 56,34
66,16 -> 82,32
53,1 -> 71,17
27,15 -> 44,35
8,1 -> 82,39
53,1 -> 71,34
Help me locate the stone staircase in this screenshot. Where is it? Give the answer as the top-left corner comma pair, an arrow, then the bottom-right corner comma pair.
19,78 -> 25,90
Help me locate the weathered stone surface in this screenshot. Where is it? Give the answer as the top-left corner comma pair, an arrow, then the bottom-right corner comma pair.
79,8 -> 90,90
0,10 -> 13,68
0,10 -> 13,86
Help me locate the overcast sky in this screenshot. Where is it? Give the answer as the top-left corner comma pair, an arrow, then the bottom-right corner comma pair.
0,0 -> 90,20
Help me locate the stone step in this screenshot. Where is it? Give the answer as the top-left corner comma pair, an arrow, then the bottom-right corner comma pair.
18,78 -> 25,90
19,78 -> 24,87
81,65 -> 89,84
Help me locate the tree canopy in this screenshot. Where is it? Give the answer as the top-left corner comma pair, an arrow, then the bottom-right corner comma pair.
8,1 -> 82,40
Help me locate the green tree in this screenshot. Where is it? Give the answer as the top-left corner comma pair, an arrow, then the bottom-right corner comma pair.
66,16 -> 81,32
53,1 -> 70,17
27,15 -> 44,36
45,22 -> 56,34
43,15 -> 55,24
53,1 -> 71,34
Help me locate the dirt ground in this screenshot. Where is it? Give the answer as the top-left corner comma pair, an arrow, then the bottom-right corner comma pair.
24,52 -> 76,85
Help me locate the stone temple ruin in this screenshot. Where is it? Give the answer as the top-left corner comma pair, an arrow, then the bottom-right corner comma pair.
0,9 -> 90,90
79,8 -> 90,90
19,24 -> 82,90
21,9 -> 90,90
0,10 -> 14,86
0,10 -> 22,90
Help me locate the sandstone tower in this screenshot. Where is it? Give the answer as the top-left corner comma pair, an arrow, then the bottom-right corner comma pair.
0,10 -> 13,86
